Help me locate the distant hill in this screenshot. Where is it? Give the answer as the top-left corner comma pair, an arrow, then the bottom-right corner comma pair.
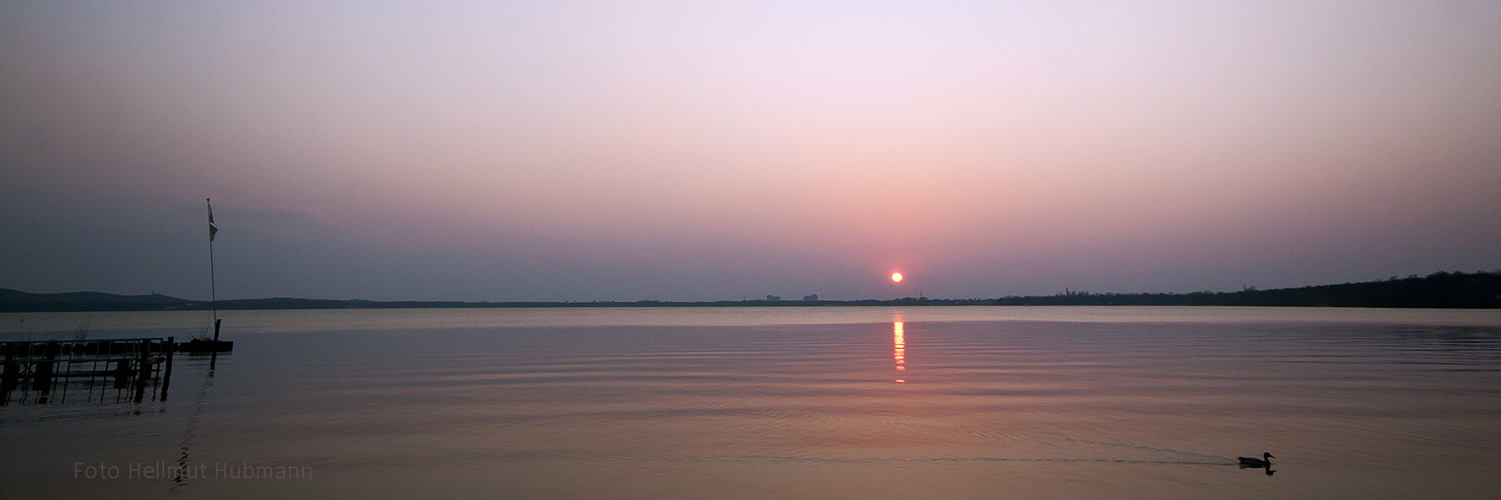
2,271 -> 1498,312
0,288 -> 193,312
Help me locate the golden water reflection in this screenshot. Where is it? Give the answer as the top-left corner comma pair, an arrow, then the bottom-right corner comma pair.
893,315 -> 905,383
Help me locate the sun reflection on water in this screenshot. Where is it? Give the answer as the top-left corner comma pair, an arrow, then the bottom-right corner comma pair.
893,315 -> 905,383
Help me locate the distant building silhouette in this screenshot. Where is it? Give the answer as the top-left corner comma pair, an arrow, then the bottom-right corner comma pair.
802,294 -> 818,301
766,295 -> 782,301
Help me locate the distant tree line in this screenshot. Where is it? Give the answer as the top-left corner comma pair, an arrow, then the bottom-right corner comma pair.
2,271 -> 1498,312
993,271 -> 1501,308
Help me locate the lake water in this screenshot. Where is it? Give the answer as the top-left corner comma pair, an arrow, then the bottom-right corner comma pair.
3,306 -> 1501,499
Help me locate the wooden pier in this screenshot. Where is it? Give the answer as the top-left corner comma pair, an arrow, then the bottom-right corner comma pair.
1,338 -> 177,405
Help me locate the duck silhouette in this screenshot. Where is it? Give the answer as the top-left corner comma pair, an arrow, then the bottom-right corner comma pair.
1238,452 -> 1273,467
1238,452 -> 1275,475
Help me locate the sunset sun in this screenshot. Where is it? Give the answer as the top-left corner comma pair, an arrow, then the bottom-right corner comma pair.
890,272 -> 903,283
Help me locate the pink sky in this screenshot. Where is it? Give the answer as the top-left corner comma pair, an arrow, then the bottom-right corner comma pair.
3,1 -> 1499,301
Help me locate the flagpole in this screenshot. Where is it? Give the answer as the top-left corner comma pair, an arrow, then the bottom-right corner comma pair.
207,198 -> 219,341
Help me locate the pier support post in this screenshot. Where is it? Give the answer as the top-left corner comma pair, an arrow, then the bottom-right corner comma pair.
134,341 -> 150,403
1,352 -> 15,405
160,337 -> 174,401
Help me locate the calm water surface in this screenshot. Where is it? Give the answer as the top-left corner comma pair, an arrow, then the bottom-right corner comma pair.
3,307 -> 1500,499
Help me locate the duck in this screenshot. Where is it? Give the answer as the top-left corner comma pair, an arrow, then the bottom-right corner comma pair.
1238,452 -> 1273,468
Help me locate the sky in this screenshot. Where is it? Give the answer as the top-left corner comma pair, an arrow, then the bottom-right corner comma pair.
2,0 -> 1500,302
